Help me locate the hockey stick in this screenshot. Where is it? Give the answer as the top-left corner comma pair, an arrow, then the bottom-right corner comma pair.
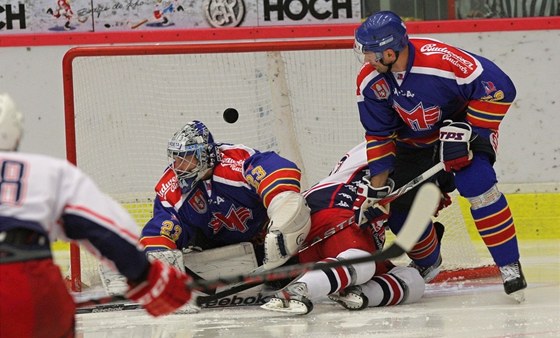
194,161 -> 445,303
76,183 -> 440,312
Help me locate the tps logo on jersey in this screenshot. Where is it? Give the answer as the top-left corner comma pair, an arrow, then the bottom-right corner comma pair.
371,78 -> 390,100
210,205 -> 253,234
393,101 -> 441,131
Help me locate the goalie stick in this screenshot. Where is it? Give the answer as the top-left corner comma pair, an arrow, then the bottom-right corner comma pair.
76,183 -> 440,312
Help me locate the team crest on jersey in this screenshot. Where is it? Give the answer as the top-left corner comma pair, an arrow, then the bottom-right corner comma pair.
188,189 -> 208,213
210,205 -> 252,234
371,78 -> 390,100
482,81 -> 497,95
393,101 -> 441,131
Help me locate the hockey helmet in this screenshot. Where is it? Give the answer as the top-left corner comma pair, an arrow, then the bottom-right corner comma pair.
354,11 -> 409,56
0,93 -> 23,151
167,120 -> 219,193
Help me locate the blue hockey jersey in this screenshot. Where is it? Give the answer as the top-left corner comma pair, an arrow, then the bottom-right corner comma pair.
140,144 -> 302,251
357,37 -> 516,176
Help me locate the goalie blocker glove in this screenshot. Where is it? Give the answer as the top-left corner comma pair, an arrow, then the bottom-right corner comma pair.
439,120 -> 474,172
353,177 -> 395,227
126,260 -> 192,317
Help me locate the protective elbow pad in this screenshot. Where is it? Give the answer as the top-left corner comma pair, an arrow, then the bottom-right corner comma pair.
262,191 -> 311,270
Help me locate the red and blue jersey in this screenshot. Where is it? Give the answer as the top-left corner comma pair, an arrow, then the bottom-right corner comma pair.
140,144 -> 302,251
357,37 -> 516,176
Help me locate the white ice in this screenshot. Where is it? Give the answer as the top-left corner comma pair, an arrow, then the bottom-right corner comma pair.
76,240 -> 560,338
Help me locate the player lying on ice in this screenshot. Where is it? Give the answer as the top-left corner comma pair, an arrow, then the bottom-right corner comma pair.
135,120 -> 311,311
260,141 -> 447,315
0,94 -> 193,338
352,10 -> 526,301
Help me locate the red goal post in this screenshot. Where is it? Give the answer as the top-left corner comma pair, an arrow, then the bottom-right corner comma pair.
62,39 -> 496,292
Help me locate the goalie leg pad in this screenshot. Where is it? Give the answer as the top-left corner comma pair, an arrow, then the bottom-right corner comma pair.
183,242 -> 258,280
147,249 -> 186,273
263,191 -> 311,270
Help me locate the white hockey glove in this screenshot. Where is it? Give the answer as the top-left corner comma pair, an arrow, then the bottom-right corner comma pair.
353,177 -> 394,228
439,120 -> 474,172
263,191 -> 311,270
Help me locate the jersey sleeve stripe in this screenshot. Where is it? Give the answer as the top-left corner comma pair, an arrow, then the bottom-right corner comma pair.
65,204 -> 138,243
139,235 -> 177,250
261,182 -> 301,208
397,131 -> 439,147
365,135 -> 396,164
257,168 -> 301,194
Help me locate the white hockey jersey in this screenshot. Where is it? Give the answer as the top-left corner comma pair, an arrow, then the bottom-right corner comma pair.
0,152 -> 148,281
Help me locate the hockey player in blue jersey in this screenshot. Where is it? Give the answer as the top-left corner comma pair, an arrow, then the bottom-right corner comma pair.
140,121 -> 311,278
352,11 -> 526,301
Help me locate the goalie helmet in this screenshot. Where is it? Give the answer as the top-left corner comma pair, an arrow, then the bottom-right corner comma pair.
354,11 -> 408,55
0,93 -> 23,151
167,120 -> 219,193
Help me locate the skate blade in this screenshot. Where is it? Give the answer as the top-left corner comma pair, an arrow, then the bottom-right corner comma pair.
509,289 -> 526,303
260,298 -> 309,315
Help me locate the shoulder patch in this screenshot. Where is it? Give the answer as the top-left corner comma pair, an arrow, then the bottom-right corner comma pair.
155,168 -> 182,206
412,38 -> 481,80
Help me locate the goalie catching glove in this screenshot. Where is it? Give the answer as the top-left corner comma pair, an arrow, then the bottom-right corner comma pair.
126,259 -> 192,317
354,177 -> 394,228
439,120 -> 474,172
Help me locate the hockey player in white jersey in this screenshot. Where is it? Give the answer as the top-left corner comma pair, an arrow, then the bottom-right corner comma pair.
261,142 -> 429,314
0,94 -> 193,338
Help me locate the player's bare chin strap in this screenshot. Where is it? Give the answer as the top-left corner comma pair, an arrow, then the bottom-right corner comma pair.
380,51 -> 400,72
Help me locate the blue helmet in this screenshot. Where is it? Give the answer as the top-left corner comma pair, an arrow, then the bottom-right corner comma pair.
354,11 -> 408,54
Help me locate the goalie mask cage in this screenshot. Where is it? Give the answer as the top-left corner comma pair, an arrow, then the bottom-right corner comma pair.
62,40 -> 497,292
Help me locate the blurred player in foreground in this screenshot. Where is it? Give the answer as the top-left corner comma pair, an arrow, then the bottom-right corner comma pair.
0,94 -> 193,338
261,142 -> 439,314
353,11 -> 526,300
139,120 -> 310,282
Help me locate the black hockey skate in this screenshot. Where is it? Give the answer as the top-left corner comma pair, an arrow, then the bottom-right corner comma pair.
499,261 -> 527,302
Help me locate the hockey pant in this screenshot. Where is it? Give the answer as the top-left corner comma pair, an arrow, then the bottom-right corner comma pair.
0,257 -> 75,338
386,146 -> 452,267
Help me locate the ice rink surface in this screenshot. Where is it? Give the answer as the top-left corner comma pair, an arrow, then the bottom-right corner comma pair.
75,240 -> 560,338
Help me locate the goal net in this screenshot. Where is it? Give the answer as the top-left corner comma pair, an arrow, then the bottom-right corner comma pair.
62,40 -> 496,291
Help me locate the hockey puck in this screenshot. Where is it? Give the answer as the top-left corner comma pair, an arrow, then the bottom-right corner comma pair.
223,108 -> 239,124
